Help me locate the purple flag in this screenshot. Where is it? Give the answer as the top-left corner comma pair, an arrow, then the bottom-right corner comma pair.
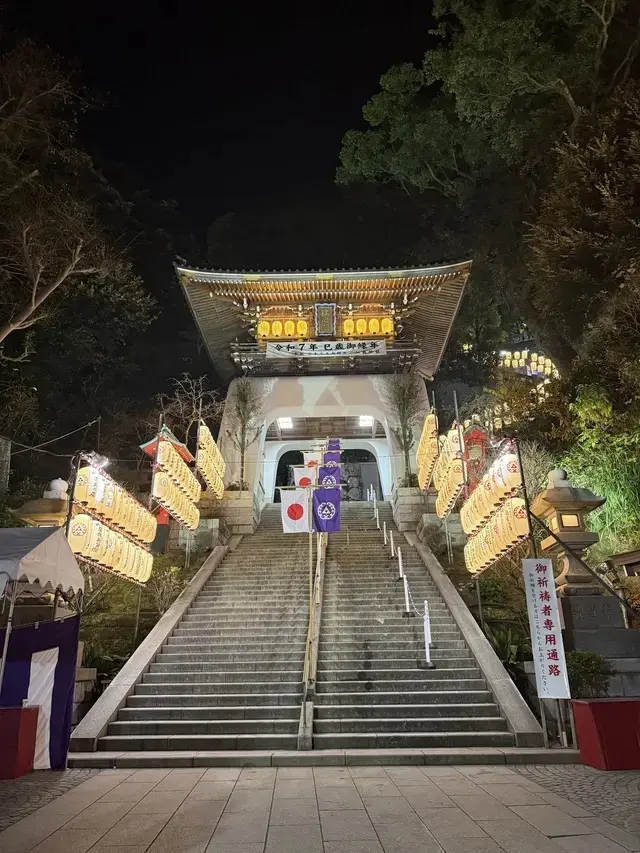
323,451 -> 341,468
313,487 -> 341,532
327,439 -> 341,450
319,465 -> 341,486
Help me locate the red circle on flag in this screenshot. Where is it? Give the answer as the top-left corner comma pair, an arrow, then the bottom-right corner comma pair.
307,460 -> 318,467
287,503 -> 304,520
300,476 -> 311,486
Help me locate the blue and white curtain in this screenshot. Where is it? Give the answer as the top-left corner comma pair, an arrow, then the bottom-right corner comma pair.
0,615 -> 80,769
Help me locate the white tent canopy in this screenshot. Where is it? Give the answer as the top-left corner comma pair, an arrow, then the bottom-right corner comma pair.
0,528 -> 84,598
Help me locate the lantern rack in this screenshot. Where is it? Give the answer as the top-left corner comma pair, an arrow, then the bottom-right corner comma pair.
69,501 -> 152,553
74,553 -> 147,587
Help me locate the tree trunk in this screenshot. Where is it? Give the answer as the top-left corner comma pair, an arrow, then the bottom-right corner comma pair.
403,447 -> 411,484
0,436 -> 10,495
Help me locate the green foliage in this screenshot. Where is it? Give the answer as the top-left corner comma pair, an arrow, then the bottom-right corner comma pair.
484,623 -> 531,665
563,387 -> 640,559
566,650 -> 613,698
0,477 -> 45,528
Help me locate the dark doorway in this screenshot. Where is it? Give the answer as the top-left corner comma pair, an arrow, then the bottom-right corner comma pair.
274,449 -> 303,502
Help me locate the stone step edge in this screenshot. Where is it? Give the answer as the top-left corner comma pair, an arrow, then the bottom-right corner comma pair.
67,747 -> 580,768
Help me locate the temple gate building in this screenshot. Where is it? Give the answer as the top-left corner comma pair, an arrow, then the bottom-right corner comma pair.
177,261 -> 471,524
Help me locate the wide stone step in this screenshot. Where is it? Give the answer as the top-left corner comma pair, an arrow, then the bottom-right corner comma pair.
316,666 -> 480,682
316,677 -> 486,693
171,630 -> 307,641
315,702 -> 500,719
312,731 -> 515,749
180,616 -> 309,627
135,681 -> 303,695
99,733 -> 298,751
165,635 -> 306,646
320,630 -> 462,641
108,718 -> 299,735
128,692 -> 301,707
157,651 -> 307,663
163,640 -> 306,652
119,705 -> 300,721
313,689 -> 494,706
150,660 -> 305,673
318,639 -> 468,651
143,670 -> 303,684
317,656 -> 473,669
314,716 -> 508,734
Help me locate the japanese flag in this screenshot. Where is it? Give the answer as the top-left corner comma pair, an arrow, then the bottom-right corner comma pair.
303,451 -> 323,469
293,466 -> 316,487
280,488 -> 311,533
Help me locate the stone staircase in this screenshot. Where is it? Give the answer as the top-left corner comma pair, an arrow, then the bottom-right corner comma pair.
96,511 -> 311,752
314,501 -> 514,749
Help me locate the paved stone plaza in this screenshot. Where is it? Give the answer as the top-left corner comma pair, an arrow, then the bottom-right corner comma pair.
0,764 -> 639,853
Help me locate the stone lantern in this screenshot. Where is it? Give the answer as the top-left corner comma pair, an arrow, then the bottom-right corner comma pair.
12,480 -> 69,527
531,469 -> 640,657
530,469 -> 605,595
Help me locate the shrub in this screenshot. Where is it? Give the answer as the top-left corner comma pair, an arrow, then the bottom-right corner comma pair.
566,650 -> 613,698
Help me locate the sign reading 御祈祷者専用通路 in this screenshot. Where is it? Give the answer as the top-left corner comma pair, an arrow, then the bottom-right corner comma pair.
266,340 -> 386,358
522,558 -> 570,699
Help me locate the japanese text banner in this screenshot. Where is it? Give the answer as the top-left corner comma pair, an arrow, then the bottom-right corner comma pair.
266,340 -> 387,358
522,558 -> 570,699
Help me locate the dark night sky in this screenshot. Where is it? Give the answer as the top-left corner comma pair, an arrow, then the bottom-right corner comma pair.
5,0 -> 433,230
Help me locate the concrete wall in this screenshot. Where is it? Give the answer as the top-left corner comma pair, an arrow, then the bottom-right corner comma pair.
217,375 -> 430,507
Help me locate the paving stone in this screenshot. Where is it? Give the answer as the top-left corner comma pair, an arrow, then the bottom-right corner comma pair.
417,806 -> 488,839
94,812 -> 171,847
28,829 -> 106,853
320,809 -> 379,841
205,845 -> 264,853
98,782 -> 156,803
580,818 -> 640,851
145,824 -> 214,853
130,791 -> 189,814
316,786 -> 364,810
0,810 -> 71,853
373,820 -> 445,853
363,796 -> 419,824
431,779 -> 484,796
269,797 -> 319,825
398,785 -> 455,808
189,780 -> 235,800
153,771 -> 206,791
348,767 -> 389,778
167,798 -> 227,828
236,768 -> 276,788
557,834 -> 631,853
323,842 -> 384,853
85,846 -> 148,853
353,777 -> 402,798
128,769 -> 172,782
274,778 -> 316,799
451,793 -> 517,821
276,767 -> 314,779
479,783 -> 548,806
435,840 -> 504,853
479,818 -> 573,852
63,802 -> 133,831
225,788 -> 273,812
265,823 -> 324,852
210,810 -> 269,844
420,767 -> 466,779
511,805 -> 594,837
537,792 -> 594,817
201,769 -> 241,782
459,766 -> 518,778
314,769 -> 355,787
385,767 -> 435,785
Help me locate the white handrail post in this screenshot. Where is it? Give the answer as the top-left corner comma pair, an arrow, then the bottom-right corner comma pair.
389,529 -> 395,558
397,546 -> 404,579
383,521 -> 387,545
372,491 -> 377,517
375,506 -> 380,529
424,599 -> 435,667
402,574 -> 411,616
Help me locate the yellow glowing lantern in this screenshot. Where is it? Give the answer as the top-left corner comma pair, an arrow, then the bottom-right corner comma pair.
257,320 -> 270,338
343,318 -> 355,336
296,319 -> 308,337
67,513 -> 93,556
269,320 -> 281,337
368,318 -> 380,335
381,317 -> 394,335
356,318 -> 367,335
284,320 -> 295,337
74,467 -> 91,504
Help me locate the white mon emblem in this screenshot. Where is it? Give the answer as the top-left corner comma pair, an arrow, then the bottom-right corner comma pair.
321,475 -> 338,486
318,501 -> 336,520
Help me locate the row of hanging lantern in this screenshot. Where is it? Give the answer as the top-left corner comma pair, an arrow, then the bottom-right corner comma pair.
67,514 -> 153,583
417,413 -> 439,490
152,472 -> 200,531
460,451 -> 522,535
464,497 -> 530,574
156,440 -> 201,504
196,423 -> 225,499
74,466 -> 157,544
433,427 -> 465,519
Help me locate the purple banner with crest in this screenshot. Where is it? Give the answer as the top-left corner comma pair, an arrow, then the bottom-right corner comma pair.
327,439 -> 341,450
323,451 -> 341,468
318,465 -> 341,487
313,487 -> 341,533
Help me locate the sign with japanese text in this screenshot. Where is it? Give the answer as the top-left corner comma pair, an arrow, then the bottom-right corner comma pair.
523,558 -> 571,699
266,340 -> 387,358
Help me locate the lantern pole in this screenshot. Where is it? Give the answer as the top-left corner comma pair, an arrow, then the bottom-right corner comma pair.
515,438 -> 537,558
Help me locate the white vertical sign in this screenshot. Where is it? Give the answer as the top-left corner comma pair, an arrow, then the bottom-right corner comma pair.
523,558 -> 570,699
